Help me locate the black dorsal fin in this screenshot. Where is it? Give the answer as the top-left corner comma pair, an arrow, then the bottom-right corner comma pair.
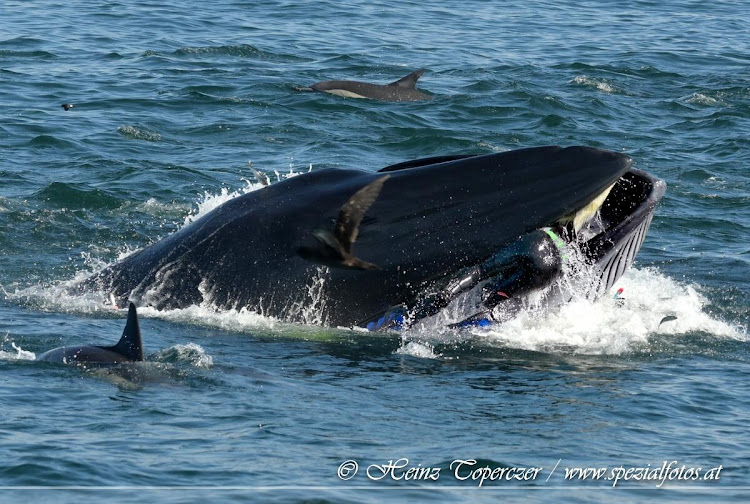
389,69 -> 425,88
105,302 -> 144,361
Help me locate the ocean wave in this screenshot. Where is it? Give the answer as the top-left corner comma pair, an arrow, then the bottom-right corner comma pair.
151,342 -> 213,369
182,91 -> 265,106
571,75 -> 620,94
27,135 -> 76,148
32,182 -> 124,210
0,49 -> 56,59
145,44 -> 307,62
117,125 -> 162,142
685,93 -> 720,106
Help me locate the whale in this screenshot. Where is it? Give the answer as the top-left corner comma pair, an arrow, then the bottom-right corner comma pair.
72,146 -> 664,329
37,303 -> 144,364
310,69 -> 431,102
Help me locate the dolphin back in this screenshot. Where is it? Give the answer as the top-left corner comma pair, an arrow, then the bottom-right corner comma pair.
310,70 -> 431,101
36,303 -> 144,364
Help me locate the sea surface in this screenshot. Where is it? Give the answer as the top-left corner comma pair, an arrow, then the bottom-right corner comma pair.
1,1 -> 748,502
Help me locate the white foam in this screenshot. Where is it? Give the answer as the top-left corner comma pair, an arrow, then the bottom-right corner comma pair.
158,342 -> 214,368
476,141 -> 507,152
183,164 -> 313,226
117,125 -> 162,142
137,302 -> 279,333
396,341 -> 440,359
686,93 -> 719,106
182,179 -> 262,226
572,75 -> 617,93
8,263 -> 744,357
461,267 -> 744,355
0,337 -> 36,361
135,197 -> 192,217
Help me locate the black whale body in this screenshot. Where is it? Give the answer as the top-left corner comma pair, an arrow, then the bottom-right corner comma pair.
78,146 -> 633,327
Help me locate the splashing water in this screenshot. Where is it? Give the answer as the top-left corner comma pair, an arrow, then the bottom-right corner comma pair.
8,232 -> 742,357
399,266 -> 744,357
152,342 -> 214,369
0,335 -> 36,361
288,266 -> 330,326
5,164 -> 742,357
396,341 -> 440,359
183,163 -> 313,226
571,75 -> 619,94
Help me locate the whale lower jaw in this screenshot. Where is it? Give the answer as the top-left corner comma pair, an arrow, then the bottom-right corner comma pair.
324,89 -> 368,99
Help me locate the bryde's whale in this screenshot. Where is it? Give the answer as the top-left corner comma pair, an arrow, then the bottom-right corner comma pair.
310,69 -> 431,102
37,303 -> 144,364
73,146 -> 664,329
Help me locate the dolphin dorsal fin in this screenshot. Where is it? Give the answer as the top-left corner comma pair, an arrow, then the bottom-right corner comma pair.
389,69 -> 425,88
106,302 -> 144,361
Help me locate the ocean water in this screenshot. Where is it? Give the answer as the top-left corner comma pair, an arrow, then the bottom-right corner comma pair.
1,0 -> 748,502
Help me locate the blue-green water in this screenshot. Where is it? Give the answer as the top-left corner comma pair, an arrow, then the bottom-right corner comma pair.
1,1 -> 748,502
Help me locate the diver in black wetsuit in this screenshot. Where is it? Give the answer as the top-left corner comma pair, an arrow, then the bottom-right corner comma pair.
361,228 -> 567,331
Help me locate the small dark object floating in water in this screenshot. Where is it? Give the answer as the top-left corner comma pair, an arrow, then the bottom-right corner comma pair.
658,315 -> 678,328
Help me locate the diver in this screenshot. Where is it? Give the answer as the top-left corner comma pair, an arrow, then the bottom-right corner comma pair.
361,228 -> 567,331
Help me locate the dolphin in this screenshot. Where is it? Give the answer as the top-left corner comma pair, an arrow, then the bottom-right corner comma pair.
310,69 -> 431,102
71,146 -> 664,329
37,303 -> 144,364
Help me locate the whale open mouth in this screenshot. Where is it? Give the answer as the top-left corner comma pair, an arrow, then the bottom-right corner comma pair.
68,145 -> 662,331
361,166 -> 666,331
451,168 -> 666,329
577,168 -> 666,298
